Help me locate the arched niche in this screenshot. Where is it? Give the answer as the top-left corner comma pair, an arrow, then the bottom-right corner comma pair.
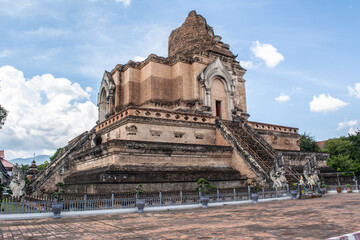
97,71 -> 116,123
98,88 -> 108,122
198,58 -> 236,120
210,78 -> 228,119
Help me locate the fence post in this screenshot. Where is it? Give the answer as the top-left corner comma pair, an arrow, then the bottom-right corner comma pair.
248,185 -> 251,199
217,189 -> 220,202
233,188 -> 236,201
84,194 -> 87,211
159,192 -> 162,207
286,184 -> 289,195
355,180 -> 359,191
21,195 -> 25,214
111,193 -> 114,209
262,187 -> 265,199
275,186 -> 278,198
180,191 -> 182,205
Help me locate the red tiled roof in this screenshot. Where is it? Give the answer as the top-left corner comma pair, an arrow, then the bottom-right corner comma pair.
317,140 -> 327,149
1,158 -> 15,168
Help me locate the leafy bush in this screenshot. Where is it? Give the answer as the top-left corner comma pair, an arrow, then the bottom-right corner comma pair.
288,178 -> 298,191
0,104 -> 8,129
53,182 -> 65,201
50,148 -> 62,162
300,132 -> 320,152
196,178 -> 217,195
250,179 -> 261,193
38,161 -> 50,171
325,131 -> 360,177
135,184 -> 144,198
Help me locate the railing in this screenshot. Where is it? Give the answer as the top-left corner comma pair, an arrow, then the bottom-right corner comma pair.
96,107 -> 215,131
248,121 -> 298,134
220,120 -> 275,171
0,187 -> 291,215
242,122 -> 278,160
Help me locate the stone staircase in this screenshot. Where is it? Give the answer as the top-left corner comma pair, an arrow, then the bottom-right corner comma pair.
216,119 -> 299,186
26,130 -> 92,194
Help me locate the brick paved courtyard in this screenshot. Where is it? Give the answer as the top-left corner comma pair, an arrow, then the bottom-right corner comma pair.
1,193 -> 359,239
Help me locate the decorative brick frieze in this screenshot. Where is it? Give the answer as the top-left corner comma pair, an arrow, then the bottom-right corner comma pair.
96,107 -> 215,132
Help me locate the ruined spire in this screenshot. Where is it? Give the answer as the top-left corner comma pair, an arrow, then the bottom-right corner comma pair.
168,10 -> 235,58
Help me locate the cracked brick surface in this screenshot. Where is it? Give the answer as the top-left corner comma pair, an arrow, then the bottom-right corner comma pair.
1,193 -> 359,239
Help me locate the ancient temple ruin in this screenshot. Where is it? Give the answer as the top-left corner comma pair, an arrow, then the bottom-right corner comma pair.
28,11 -> 329,194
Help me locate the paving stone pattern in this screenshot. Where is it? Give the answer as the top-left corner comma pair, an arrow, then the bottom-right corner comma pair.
1,193 -> 360,239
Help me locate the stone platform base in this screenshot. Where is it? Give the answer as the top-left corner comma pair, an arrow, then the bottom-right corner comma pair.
64,165 -> 248,194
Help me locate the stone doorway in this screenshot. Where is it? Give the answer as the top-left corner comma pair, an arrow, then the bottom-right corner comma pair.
211,78 -> 228,119
216,100 -> 222,118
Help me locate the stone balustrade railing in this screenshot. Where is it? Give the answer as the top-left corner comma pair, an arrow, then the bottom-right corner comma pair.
96,108 -> 215,131
248,121 -> 298,134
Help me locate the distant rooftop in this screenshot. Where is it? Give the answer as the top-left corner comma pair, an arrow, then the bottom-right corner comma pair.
1,158 -> 14,168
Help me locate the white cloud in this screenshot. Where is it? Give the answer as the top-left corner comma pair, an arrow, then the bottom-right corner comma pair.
134,56 -> 146,62
309,94 -> 349,113
275,93 -> 290,103
0,65 -> 98,160
115,0 -> 131,6
337,120 -> 358,135
23,27 -> 71,38
240,60 -> 253,69
135,24 -> 171,57
348,83 -> 360,98
32,48 -> 61,60
250,41 -> 284,68
0,0 -> 37,17
0,50 -> 10,58
292,86 -> 302,91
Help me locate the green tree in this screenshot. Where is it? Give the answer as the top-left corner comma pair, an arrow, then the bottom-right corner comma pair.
196,178 -> 217,195
38,160 -> 50,171
300,132 -> 320,152
20,164 -> 30,173
0,104 -> 8,129
50,148 -> 62,161
325,131 -> 360,177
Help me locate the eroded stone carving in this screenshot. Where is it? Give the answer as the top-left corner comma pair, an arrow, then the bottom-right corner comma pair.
272,136 -> 278,144
270,154 -> 288,188
303,154 -> 319,186
116,129 -> 121,139
126,125 -> 138,135
10,164 -> 26,197
194,132 -> 204,139
150,129 -> 162,137
173,131 -> 185,138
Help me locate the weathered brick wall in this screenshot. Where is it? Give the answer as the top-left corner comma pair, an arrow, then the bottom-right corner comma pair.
61,139 -> 247,193
257,131 -> 300,151
168,11 -> 215,57
280,150 -> 330,172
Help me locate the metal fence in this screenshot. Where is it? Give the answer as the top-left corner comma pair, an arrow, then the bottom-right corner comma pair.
2,181 -> 359,215
319,172 -> 359,190
0,187 -> 291,215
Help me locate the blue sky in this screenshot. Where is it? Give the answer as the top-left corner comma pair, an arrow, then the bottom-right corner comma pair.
0,0 -> 359,159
